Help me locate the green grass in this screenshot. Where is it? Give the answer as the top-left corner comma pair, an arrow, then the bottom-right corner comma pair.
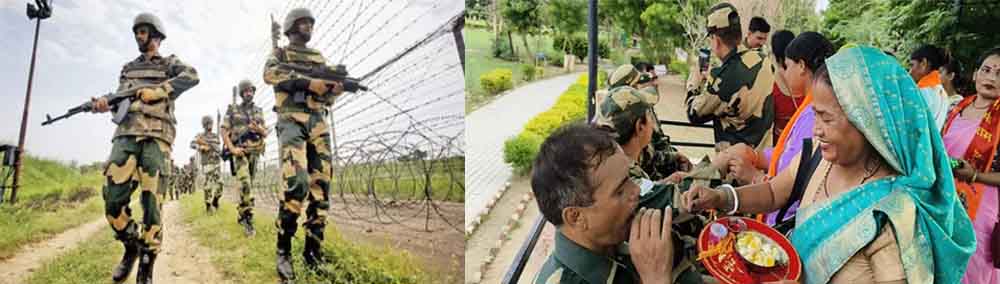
332,158 -> 464,202
177,194 -> 429,283
0,153 -> 105,259
24,226 -> 121,284
465,28 -> 568,112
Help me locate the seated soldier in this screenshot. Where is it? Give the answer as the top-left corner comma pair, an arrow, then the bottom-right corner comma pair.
597,64 -> 692,181
533,123 -> 707,284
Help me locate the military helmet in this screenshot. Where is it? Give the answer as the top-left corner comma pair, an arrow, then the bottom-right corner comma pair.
706,2 -> 740,35
201,115 -> 213,127
609,64 -> 641,88
133,12 -> 166,39
283,8 -> 315,35
238,79 -> 255,93
594,88 -> 658,134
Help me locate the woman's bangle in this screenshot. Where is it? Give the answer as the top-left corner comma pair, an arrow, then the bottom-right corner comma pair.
718,184 -> 739,215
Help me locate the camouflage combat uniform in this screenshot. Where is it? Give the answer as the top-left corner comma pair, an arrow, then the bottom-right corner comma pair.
99,15 -> 198,284
592,77 -> 706,284
595,64 -> 690,181
264,8 -> 343,280
685,3 -> 775,152
191,121 -> 223,212
222,96 -> 266,224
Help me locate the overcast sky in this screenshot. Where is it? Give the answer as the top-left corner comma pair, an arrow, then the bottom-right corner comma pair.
0,0 -> 464,165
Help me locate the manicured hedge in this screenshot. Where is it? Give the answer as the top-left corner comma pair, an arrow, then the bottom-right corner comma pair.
480,68 -> 514,95
503,72 -> 607,174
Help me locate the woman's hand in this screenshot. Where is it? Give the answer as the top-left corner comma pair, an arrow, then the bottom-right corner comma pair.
681,185 -> 726,212
728,156 -> 765,185
953,159 -> 978,183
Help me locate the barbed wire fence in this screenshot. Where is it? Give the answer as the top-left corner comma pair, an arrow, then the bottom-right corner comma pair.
214,0 -> 465,234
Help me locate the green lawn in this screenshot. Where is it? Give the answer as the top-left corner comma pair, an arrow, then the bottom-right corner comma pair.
176,194 -> 428,283
465,28 -> 568,112
0,154 -> 106,259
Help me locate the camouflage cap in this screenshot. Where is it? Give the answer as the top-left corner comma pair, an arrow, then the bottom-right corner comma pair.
201,115 -> 213,127
609,64 -> 641,88
706,2 -> 740,35
238,79 -> 255,93
595,87 -> 658,132
284,8 -> 315,35
133,12 -> 166,39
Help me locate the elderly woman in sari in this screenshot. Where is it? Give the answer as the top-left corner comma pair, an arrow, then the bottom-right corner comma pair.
682,45 -> 976,283
942,47 -> 1000,283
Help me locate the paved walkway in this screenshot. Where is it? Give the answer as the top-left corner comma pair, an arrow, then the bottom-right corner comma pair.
465,73 -> 582,227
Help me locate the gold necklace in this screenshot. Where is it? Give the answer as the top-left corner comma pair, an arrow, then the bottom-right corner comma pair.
815,159 -> 881,203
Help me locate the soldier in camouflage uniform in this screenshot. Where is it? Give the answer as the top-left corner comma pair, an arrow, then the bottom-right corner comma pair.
191,115 -> 223,214
596,64 -> 692,181
592,66 -> 707,284
90,12 -> 199,284
182,157 -> 196,195
222,79 -> 267,236
686,2 -> 775,152
263,8 -> 344,282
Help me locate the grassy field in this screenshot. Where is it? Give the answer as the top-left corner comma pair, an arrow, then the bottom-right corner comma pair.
23,225 -> 121,284
465,28 -> 568,112
0,154 -> 105,259
176,194 -> 429,283
256,157 -> 465,202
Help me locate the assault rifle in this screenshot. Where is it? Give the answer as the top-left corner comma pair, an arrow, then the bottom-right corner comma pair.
41,84 -> 157,126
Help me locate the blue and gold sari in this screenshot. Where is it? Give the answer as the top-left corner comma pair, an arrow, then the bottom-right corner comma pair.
789,46 -> 976,284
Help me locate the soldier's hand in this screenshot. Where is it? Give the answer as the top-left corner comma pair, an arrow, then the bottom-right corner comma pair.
681,185 -> 725,213
231,146 -> 245,157
629,208 -> 673,284
91,96 -> 110,113
328,80 -> 344,95
308,79 -> 335,94
137,87 -> 168,103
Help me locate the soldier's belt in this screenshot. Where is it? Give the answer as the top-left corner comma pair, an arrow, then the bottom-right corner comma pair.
276,105 -> 327,115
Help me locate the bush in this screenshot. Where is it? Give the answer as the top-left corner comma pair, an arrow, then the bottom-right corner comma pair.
668,59 -> 689,79
535,66 -> 545,78
554,34 -> 611,62
480,68 -> 514,95
521,64 -> 537,81
491,37 -> 515,60
503,132 -> 543,176
503,73 -> 602,174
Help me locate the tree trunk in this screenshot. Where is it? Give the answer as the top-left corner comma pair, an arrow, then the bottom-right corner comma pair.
507,30 -> 516,59
521,33 -> 533,64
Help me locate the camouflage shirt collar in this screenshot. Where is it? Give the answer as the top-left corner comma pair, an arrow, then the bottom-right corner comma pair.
133,53 -> 165,63
553,231 -> 635,284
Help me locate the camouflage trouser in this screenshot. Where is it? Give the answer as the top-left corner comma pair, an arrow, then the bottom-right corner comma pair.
102,136 -> 168,254
233,154 -> 257,220
274,111 -> 332,243
201,163 -> 222,206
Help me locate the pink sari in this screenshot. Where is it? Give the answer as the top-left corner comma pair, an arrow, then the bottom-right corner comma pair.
944,116 -> 1000,284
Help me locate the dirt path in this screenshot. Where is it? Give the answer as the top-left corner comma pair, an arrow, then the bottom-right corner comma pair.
147,201 -> 226,283
0,218 -> 105,284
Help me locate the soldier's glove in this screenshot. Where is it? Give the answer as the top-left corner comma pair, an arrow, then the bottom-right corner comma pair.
137,87 -> 169,103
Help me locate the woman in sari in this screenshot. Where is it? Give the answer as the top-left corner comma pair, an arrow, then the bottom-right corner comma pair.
943,47 -> 1000,283
713,32 -> 835,226
682,45 -> 976,283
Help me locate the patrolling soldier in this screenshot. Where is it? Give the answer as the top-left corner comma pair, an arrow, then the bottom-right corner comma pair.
90,12 -> 199,284
191,115 -> 223,214
222,79 -> 267,237
685,2 -> 775,152
263,8 -> 344,282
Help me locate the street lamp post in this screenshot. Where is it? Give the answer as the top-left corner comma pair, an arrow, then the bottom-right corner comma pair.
10,0 -> 53,204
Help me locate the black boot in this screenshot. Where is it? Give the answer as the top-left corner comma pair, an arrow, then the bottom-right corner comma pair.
302,229 -> 328,274
135,246 -> 157,284
242,214 -> 256,237
276,233 -> 295,282
212,196 -> 220,210
205,202 -> 212,214
111,231 -> 140,282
